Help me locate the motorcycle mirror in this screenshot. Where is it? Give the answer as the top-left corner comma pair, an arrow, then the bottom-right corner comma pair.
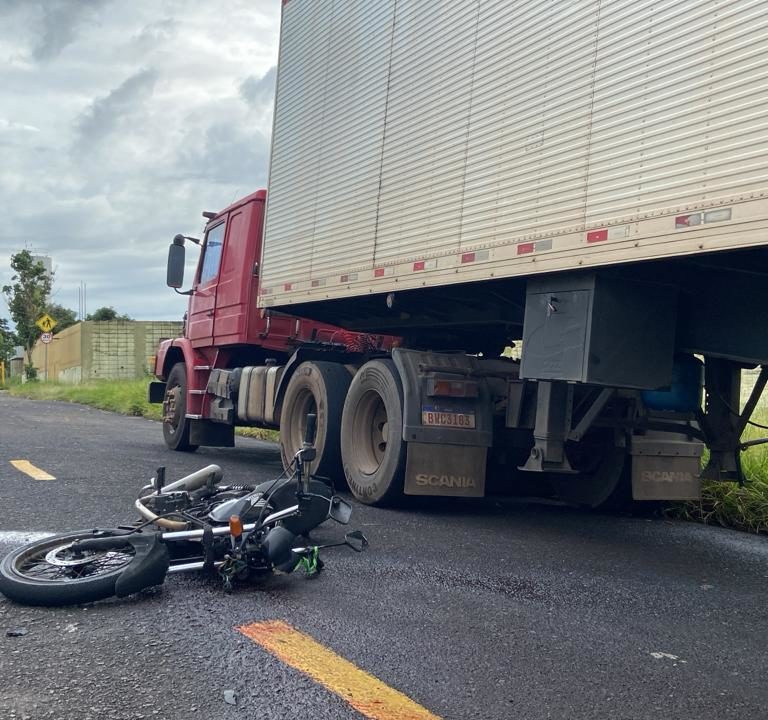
329,496 -> 352,525
344,530 -> 368,553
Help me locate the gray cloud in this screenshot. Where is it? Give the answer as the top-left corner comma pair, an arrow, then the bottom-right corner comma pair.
31,0 -> 110,62
0,1 -> 280,323
177,120 -> 270,186
75,68 -> 159,150
240,66 -> 276,109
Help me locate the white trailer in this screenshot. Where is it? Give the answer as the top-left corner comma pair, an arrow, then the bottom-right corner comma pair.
256,0 -> 768,506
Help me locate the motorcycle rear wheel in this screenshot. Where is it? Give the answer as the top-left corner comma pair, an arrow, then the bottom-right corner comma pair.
0,530 -> 136,606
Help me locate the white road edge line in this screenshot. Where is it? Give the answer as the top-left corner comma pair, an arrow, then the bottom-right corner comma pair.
0,531 -> 56,543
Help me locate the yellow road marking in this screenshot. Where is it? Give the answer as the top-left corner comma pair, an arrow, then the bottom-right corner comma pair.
238,620 -> 441,720
10,460 -> 56,481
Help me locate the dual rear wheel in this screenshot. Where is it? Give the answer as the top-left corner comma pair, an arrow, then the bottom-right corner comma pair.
280,360 -> 405,505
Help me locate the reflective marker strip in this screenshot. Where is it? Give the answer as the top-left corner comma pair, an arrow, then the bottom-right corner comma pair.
10,460 -> 55,480
238,621 -> 441,720
413,259 -> 437,271
460,250 -> 489,264
587,229 -> 608,243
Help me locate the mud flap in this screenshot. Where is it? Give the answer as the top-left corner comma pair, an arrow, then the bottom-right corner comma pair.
404,442 -> 486,497
630,436 -> 703,500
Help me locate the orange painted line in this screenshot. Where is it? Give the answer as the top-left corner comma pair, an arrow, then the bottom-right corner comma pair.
238,620 -> 441,720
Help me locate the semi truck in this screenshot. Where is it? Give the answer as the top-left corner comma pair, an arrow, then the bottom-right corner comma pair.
151,0 -> 768,508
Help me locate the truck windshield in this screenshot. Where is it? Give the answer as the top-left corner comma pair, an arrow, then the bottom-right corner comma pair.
199,222 -> 225,285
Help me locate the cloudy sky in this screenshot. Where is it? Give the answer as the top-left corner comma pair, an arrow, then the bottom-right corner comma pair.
0,0 -> 281,324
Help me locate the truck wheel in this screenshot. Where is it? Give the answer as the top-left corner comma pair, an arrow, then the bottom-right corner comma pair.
547,432 -> 630,509
279,361 -> 351,484
162,363 -> 198,452
341,359 -> 406,506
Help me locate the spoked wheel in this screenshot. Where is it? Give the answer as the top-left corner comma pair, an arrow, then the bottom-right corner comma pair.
162,362 -> 198,452
341,359 -> 406,506
0,531 -> 136,606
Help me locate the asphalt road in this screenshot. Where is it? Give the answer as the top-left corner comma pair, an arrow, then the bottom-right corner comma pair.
1,392 -> 767,720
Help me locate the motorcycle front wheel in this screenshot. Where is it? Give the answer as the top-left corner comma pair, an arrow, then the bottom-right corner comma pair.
0,530 -> 136,606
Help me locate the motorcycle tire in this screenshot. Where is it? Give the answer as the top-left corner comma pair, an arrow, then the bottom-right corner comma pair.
0,530 -> 138,606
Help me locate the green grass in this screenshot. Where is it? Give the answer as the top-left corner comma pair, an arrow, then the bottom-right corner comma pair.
5,377 -> 767,532
5,378 -> 278,442
673,406 -> 768,534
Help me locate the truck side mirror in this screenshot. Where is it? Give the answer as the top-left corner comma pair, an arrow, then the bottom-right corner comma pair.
167,237 -> 186,288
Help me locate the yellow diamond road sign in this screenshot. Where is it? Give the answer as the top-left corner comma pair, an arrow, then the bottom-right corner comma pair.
36,314 -> 57,333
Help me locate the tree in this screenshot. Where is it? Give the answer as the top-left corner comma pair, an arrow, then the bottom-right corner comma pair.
86,306 -> 132,321
0,318 -> 18,367
2,250 -> 51,373
47,303 -> 78,332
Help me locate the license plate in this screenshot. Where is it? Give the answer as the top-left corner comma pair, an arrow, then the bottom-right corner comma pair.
421,409 -> 476,429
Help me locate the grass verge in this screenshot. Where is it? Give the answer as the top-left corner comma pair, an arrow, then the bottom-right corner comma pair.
5,378 -> 278,442
671,406 -> 768,534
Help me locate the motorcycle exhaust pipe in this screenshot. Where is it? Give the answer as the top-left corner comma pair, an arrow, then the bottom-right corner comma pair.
160,464 -> 223,494
135,464 -> 224,530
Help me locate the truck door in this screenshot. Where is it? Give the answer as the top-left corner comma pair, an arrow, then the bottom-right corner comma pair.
187,220 -> 225,347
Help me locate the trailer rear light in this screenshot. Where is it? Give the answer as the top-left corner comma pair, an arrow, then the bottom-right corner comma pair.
340,273 -> 358,283
284,283 -> 293,291
517,243 -> 535,255
427,377 -> 480,398
373,267 -> 393,278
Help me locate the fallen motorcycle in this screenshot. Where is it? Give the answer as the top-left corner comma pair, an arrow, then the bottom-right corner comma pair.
0,414 -> 367,607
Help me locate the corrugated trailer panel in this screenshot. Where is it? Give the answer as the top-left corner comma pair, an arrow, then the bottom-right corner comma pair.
261,0 -> 768,305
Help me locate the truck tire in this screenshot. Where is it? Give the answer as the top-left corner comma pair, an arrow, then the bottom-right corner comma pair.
341,359 -> 406,506
547,432 -> 630,509
279,361 -> 351,485
162,363 -> 198,452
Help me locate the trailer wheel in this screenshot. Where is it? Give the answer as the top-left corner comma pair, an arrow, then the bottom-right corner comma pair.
279,361 -> 351,485
162,363 -> 198,452
547,432 -> 630,509
341,359 -> 406,506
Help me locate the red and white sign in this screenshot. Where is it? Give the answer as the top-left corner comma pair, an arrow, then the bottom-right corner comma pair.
41,332 -> 53,344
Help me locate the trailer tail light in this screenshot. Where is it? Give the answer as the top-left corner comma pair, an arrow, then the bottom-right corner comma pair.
517,242 -> 535,255
427,377 -> 480,398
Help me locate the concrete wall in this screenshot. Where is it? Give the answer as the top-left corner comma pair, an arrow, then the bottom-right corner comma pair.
31,321 -> 182,383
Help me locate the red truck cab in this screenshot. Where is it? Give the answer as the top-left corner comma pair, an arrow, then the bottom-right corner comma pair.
150,191 -> 387,458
